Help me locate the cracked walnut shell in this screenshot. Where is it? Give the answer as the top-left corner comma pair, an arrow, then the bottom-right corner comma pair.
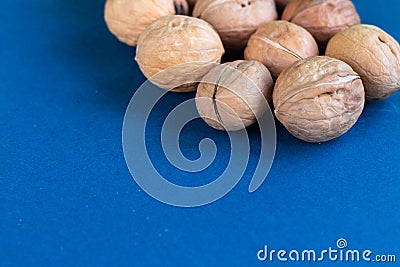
326,24 -> 400,101
193,0 -> 278,49
196,60 -> 273,131
135,15 -> 225,92
104,0 -> 188,46
244,20 -> 319,78
282,0 -> 360,46
273,56 -> 365,143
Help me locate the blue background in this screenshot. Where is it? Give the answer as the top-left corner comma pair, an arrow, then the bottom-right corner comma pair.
1,0 -> 399,266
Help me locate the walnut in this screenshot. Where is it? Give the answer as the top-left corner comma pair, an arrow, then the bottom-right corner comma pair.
273,56 -> 365,143
193,0 -> 278,50
196,60 -> 273,131
135,15 -> 225,92
244,20 -> 319,78
104,0 -> 188,46
326,24 -> 400,101
282,0 -> 360,46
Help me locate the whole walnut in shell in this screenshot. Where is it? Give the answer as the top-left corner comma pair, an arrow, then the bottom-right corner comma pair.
245,20 -> 319,78
135,15 -> 225,92
326,24 -> 400,101
273,56 -> 365,143
104,0 -> 188,46
193,0 -> 278,49
196,60 -> 273,131
282,0 -> 360,46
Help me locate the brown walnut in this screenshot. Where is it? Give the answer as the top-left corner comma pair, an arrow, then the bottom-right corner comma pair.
282,0 -> 360,46
193,0 -> 278,50
273,56 -> 365,143
196,60 -> 274,131
244,20 -> 319,78
104,0 -> 188,46
135,15 -> 225,92
326,24 -> 400,101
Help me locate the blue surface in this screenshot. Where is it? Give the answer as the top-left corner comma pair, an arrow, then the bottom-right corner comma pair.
1,0 -> 399,266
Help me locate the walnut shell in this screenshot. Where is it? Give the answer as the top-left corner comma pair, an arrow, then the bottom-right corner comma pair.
104,0 -> 188,46
196,60 -> 273,131
282,0 -> 360,46
326,24 -> 400,101
244,20 -> 319,78
193,0 -> 278,49
135,15 -> 225,92
273,56 -> 365,143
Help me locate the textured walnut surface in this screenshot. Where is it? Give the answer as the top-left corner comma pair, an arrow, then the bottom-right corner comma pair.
193,0 -> 277,49
105,0 -> 188,46
273,56 -> 365,143
135,15 -> 224,92
245,20 -> 318,78
326,24 -> 400,101
196,60 -> 273,131
282,0 -> 360,45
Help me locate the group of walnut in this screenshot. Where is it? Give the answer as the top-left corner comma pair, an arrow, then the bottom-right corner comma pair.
105,0 -> 400,143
